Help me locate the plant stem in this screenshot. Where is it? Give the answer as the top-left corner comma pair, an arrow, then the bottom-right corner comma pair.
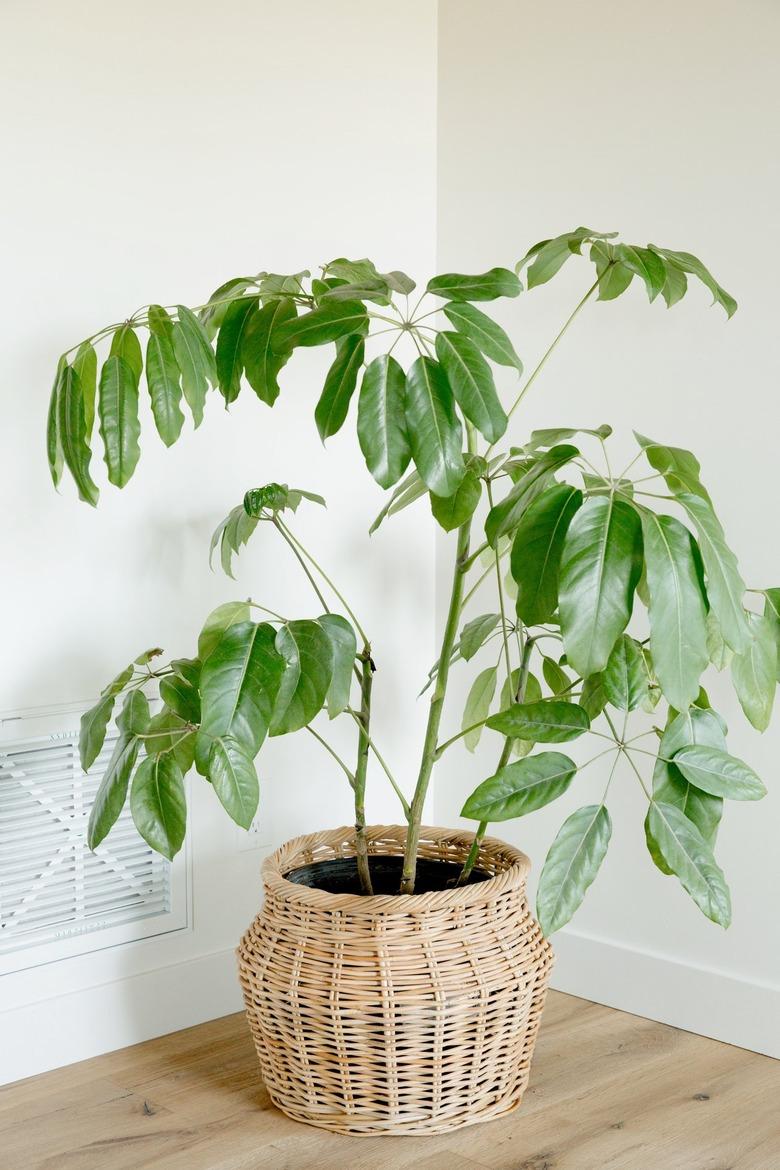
272,517 -> 331,613
487,276 -> 601,454
353,647 -> 374,895
399,515 -> 473,894
460,562 -> 494,609
305,726 -> 355,786
456,634 -> 536,886
275,517 -> 369,644
487,480 -> 513,686
345,708 -> 410,818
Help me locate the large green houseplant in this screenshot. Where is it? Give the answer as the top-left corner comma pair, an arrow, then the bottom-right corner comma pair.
47,227 -> 775,934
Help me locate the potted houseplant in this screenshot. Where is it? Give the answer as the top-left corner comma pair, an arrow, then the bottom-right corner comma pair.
46,228 -> 776,1135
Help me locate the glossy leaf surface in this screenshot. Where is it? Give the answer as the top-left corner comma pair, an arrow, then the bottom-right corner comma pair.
462,752 -> 577,821
537,805 -> 612,935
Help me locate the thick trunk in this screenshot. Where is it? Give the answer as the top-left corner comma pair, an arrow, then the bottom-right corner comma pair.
353,647 -> 374,895
400,519 -> 472,894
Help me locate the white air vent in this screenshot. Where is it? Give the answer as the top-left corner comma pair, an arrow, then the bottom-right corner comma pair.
0,703 -> 188,975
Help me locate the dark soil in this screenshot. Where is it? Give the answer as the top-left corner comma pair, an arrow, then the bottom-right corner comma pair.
283,854 -> 491,895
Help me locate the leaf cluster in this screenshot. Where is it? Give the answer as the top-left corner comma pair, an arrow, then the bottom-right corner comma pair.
80,600 -> 357,859
53,229 -> 776,930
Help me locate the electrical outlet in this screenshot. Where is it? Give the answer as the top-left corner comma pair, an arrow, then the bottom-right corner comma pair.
236,807 -> 272,851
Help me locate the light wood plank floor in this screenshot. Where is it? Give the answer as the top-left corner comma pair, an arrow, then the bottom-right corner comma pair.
1,992 -> 778,1169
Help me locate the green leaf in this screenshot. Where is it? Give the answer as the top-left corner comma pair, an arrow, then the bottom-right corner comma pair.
486,445 -> 579,547
634,432 -> 711,502
215,295 -> 258,404
602,635 -> 649,711
731,612 -> 777,731
123,687 -> 151,736
257,271 -> 309,302
103,664 -> 135,693
524,238 -> 575,288
523,424 -> 611,452
434,331 -> 507,443
520,227 -> 616,288
405,356 -> 465,497
199,621 -> 282,757
318,614 -> 357,718
314,335 -> 365,440
647,801 -> 731,926
322,257 -> 392,303
462,666 -> 498,751
242,298 -> 296,406
272,300 -> 368,351
660,263 -> 688,308
79,693 -> 116,772
383,269 -> 416,295
357,354 -> 411,489
168,655 -> 200,686
462,752 -> 577,821
59,364 -> 99,505
110,324 -> 143,381
46,358 -> 65,488
146,308 -> 184,445
198,277 -> 256,336
559,496 -> 642,677
615,244 -> 667,301
426,268 -> 521,302
242,481 -> 323,517
73,341 -> 98,437
319,278 -> 391,305
210,504 -> 260,579
86,691 -> 149,849
487,700 -> 589,743
130,753 -> 186,860
442,302 -> 523,371
172,305 -> 216,427
499,668 -> 542,710
675,492 -> 749,653
673,745 -> 766,801
510,484 -> 583,624
430,469 -> 481,532
763,588 -> 780,680
159,671 -> 201,724
270,619 -> 334,735
368,469 -> 426,534
459,613 -> 501,660
542,657 -> 571,696
647,707 -> 726,874
590,242 -> 633,302
641,512 -> 708,711
706,611 -> 733,671
648,246 -> 737,318
197,600 -> 252,662
208,736 -> 259,829
98,355 -> 141,488
537,805 -> 612,935
580,674 -> 607,720
145,707 -> 196,773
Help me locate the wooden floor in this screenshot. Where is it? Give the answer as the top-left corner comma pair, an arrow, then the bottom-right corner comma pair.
1,992 -> 778,1170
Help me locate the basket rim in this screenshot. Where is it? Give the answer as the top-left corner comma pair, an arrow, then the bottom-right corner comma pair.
260,823 -> 531,914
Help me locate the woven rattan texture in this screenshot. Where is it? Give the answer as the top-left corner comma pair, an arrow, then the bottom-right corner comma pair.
237,824 -> 554,1136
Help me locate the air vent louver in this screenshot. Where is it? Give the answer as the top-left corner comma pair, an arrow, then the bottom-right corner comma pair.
0,706 -> 188,973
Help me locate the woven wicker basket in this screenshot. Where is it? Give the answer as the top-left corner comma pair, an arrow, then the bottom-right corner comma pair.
237,824 -> 554,1136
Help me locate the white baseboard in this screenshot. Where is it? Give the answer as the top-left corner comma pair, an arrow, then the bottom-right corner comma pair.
0,947 -> 243,1086
550,927 -> 780,1059
4,929 -> 776,1089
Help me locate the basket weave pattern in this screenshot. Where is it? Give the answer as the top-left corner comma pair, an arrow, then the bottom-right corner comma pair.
237,824 -> 554,1136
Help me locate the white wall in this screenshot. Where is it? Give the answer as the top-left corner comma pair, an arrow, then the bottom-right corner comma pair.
0,0 -> 438,1082
2,0 -> 777,1085
436,0 -> 780,1056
